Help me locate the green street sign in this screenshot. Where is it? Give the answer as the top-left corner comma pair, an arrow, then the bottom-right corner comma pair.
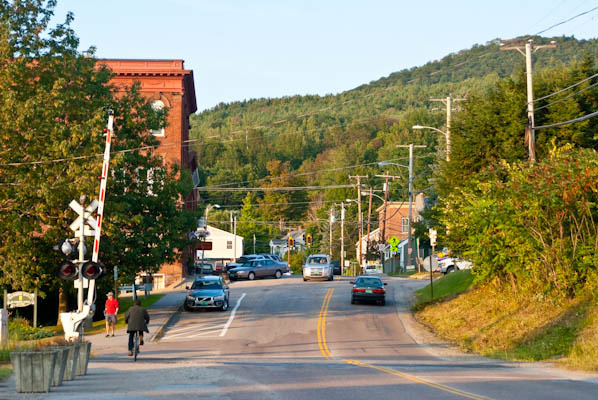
388,235 -> 399,252
6,291 -> 35,308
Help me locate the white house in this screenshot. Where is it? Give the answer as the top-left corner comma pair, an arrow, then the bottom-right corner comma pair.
354,227 -> 381,266
270,229 -> 306,258
196,225 -> 244,267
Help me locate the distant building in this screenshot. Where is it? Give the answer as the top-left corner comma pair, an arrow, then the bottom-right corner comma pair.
101,59 -> 198,288
195,225 -> 244,269
270,230 -> 306,258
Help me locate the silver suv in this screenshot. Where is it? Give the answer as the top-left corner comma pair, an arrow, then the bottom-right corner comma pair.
303,254 -> 334,281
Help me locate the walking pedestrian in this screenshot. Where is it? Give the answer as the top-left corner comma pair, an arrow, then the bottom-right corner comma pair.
104,291 -> 119,337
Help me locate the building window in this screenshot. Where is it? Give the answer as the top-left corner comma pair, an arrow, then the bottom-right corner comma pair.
401,217 -> 409,233
227,241 -> 232,249
150,100 -> 165,137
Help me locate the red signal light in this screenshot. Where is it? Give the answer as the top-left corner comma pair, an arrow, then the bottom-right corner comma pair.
81,261 -> 103,279
59,261 -> 78,280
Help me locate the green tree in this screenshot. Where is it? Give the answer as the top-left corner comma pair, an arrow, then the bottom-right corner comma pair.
0,1 -> 196,320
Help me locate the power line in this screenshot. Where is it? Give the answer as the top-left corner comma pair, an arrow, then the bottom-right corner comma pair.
535,109 -> 598,130
533,72 -> 598,103
534,5 -> 598,36
196,184 -> 355,192
535,79 -> 598,111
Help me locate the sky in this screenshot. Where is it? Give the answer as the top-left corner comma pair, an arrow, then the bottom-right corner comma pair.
52,0 -> 598,112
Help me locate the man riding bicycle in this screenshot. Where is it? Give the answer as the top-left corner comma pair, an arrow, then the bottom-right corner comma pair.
124,299 -> 150,356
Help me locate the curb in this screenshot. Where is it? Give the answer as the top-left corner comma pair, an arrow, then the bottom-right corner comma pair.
150,302 -> 184,342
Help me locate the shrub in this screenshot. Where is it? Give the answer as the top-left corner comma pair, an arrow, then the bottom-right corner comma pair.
8,317 -> 55,341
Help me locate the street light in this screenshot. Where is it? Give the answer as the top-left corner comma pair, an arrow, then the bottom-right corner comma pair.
345,199 -> 363,273
204,204 -> 221,227
377,160 -> 414,271
412,125 -> 450,161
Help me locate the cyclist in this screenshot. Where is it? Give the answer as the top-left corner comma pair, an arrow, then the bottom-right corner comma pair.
124,299 -> 150,356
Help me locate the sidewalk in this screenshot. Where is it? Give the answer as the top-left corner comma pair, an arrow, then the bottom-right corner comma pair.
85,276 -> 193,356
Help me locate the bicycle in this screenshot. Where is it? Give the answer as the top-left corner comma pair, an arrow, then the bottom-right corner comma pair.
133,331 -> 140,362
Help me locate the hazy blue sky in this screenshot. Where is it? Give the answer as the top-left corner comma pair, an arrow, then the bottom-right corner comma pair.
53,1 -> 597,111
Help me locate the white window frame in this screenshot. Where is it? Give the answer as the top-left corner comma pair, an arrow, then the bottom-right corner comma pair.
150,100 -> 165,137
401,217 -> 409,233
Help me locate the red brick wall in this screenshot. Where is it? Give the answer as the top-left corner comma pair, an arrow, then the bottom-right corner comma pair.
101,59 -> 198,285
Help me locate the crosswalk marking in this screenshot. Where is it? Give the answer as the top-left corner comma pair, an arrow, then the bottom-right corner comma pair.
161,293 -> 246,341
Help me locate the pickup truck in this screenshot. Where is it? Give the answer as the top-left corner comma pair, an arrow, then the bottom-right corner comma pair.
434,257 -> 473,274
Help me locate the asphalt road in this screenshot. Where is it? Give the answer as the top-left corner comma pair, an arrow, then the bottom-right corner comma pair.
4,275 -> 598,399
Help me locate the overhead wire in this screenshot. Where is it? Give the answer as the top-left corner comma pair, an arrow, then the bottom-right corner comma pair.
534,5 -> 598,36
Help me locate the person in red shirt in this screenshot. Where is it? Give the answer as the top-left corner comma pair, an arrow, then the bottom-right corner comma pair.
105,292 -> 119,337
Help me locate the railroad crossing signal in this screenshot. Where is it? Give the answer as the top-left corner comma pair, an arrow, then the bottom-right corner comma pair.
306,234 -> 312,248
69,199 -> 99,237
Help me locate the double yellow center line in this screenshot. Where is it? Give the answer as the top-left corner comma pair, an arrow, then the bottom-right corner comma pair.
317,288 -> 334,359
315,288 -> 489,400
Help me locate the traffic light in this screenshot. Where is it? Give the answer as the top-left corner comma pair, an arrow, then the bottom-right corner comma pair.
81,261 -> 103,280
59,261 -> 78,280
306,234 -> 312,248
288,236 -> 295,250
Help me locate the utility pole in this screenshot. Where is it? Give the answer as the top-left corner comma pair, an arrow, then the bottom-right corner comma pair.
349,174 -> 368,271
374,174 -> 401,253
365,187 -> 373,267
340,202 -> 345,275
430,94 -> 465,161
397,144 -> 426,271
500,39 -> 556,162
329,206 -> 334,257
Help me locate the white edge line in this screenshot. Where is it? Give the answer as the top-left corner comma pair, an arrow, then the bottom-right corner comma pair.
220,293 -> 246,337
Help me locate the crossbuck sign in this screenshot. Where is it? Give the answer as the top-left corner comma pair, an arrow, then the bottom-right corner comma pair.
69,199 -> 98,237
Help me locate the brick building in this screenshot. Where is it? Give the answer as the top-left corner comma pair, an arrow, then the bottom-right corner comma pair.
101,59 -> 198,288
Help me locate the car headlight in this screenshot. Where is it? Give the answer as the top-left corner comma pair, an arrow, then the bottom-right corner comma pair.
214,295 -> 224,301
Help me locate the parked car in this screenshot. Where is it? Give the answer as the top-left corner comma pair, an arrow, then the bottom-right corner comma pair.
184,275 -> 229,311
225,255 -> 267,272
256,253 -> 289,272
228,259 -> 285,280
331,260 -> 341,276
194,262 -> 215,275
303,254 -> 334,281
364,264 -> 381,275
434,257 -> 473,274
350,276 -> 387,305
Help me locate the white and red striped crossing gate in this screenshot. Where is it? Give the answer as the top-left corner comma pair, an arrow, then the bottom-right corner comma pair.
86,113 -> 114,306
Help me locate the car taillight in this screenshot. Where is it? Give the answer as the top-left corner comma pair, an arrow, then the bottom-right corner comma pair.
372,289 -> 385,294
352,288 -> 365,292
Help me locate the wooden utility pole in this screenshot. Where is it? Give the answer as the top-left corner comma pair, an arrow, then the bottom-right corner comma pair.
340,202 -> 345,274
396,144 -> 426,271
500,39 -> 556,162
329,206 -> 334,257
349,174 -> 368,271
430,94 -> 465,162
365,187 -> 373,266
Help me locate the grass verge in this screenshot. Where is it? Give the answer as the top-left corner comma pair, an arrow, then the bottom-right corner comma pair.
413,270 -> 474,308
415,279 -> 598,371
84,293 -> 165,335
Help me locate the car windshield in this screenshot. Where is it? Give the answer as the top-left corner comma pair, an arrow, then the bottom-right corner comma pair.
236,257 -> 252,263
355,278 -> 382,288
191,280 -> 222,290
307,256 -> 327,264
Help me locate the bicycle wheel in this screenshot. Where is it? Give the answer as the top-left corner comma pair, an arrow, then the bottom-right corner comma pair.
133,332 -> 139,362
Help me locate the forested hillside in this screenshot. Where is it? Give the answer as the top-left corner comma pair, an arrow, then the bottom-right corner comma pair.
190,35 -> 598,257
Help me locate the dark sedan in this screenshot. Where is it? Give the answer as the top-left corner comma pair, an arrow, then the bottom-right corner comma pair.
350,276 -> 387,305
184,275 -> 229,311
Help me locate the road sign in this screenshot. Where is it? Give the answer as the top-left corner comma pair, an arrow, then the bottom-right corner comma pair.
6,291 -> 35,308
388,235 -> 399,252
429,228 -> 437,247
69,199 -> 99,237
